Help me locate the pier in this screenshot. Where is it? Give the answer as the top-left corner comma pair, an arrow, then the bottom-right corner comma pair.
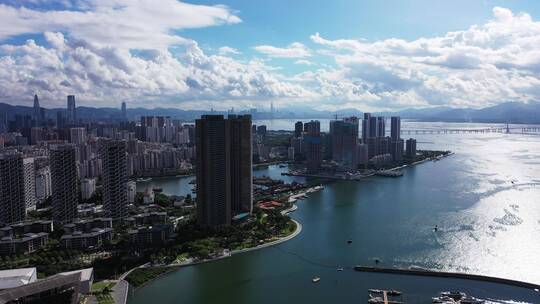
355,266 -> 540,290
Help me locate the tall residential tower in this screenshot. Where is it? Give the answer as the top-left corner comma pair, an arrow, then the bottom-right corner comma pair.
195,115 -> 252,227
101,139 -> 129,220
50,144 -> 79,223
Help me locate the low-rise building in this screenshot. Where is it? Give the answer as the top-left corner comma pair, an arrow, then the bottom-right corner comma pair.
0,233 -> 49,255
63,218 -> 112,235
124,212 -> 168,227
60,228 -> 113,250
128,224 -> 174,247
2,220 -> 54,237
0,267 -> 37,289
59,268 -> 94,294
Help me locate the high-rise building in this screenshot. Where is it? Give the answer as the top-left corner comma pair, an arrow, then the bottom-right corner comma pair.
256,125 -> 267,143
406,138 -> 417,159
121,102 -> 127,121
56,111 -> 66,129
50,144 -> 78,224
67,95 -> 76,125
390,139 -> 404,161
377,117 -> 386,137
30,127 -> 43,145
294,121 -> 303,138
196,115 -> 231,227
80,178 -> 96,200
391,116 -> 401,141
303,120 -> 321,172
330,117 -> 359,169
126,181 -> 136,203
362,113 -> 371,144
195,115 -> 253,227
228,115 -> 253,215
33,94 -> 41,126
0,152 -> 31,224
70,128 -> 87,145
23,158 -> 36,211
35,167 -> 52,203
101,140 -> 128,220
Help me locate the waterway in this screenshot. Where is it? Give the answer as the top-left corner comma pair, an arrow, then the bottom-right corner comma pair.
131,123 -> 540,304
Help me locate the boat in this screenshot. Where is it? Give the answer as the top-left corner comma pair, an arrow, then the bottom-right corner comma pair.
337,268 -> 344,271
433,225 -> 439,232
347,239 -> 353,244
279,164 -> 287,168
312,277 -> 320,283
460,297 -> 484,304
368,289 -> 383,294
432,296 -> 455,304
387,290 -> 402,296
368,297 -> 384,304
440,291 -> 466,301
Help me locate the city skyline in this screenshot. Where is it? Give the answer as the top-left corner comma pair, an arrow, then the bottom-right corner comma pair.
1,1 -> 540,112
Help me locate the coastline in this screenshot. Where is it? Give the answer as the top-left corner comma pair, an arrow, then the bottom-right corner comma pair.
123,218 -> 303,293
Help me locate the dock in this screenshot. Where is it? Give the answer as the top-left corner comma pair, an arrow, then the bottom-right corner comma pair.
356,266 -> 540,290
368,289 -> 403,304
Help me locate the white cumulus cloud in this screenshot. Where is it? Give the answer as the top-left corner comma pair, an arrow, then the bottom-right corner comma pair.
254,42 -> 311,58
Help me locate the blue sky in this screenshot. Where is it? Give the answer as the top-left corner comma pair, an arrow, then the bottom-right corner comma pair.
1,0 -> 540,111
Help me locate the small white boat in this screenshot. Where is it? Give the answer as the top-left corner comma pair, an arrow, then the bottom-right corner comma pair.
312,277 -> 320,283
337,268 -> 344,271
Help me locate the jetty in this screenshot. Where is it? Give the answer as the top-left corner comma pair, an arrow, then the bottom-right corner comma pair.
355,266 -> 540,290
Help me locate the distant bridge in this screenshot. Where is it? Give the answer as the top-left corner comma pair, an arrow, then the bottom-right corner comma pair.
400,126 -> 540,135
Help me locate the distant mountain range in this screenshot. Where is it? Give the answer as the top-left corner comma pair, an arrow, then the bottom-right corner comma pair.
1,101 -> 539,124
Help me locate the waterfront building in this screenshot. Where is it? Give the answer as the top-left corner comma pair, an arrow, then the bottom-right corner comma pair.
377,117 -> 386,137
50,144 -> 79,224
0,152 -> 31,224
0,269 -> 83,303
294,121 -> 303,138
303,120 -> 322,172
406,138 -> 417,159
390,139 -> 405,162
357,143 -> 369,167
195,115 -> 252,227
228,115 -> 253,215
67,95 -> 76,125
288,147 -> 295,160
100,139 -> 128,220
391,116 -> 401,141
330,117 -> 359,170
128,224 -> 174,246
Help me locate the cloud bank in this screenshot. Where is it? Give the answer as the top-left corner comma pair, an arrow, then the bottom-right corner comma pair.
0,3 -> 540,111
